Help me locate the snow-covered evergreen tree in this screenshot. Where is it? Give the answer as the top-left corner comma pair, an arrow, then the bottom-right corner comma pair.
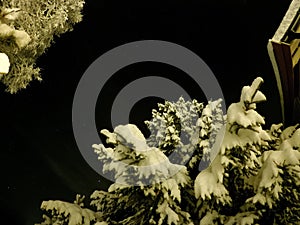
38,77 -> 300,225
247,124 -> 300,224
145,97 -> 225,176
89,122 -> 199,225
194,77 -> 300,225
194,77 -> 270,225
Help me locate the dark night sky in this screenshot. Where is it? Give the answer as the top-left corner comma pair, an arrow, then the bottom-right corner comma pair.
0,0 -> 292,224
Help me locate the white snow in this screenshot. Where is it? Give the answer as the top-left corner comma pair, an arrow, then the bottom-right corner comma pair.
0,53 -> 10,74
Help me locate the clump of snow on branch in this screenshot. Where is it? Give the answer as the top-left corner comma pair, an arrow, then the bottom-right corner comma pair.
0,8 -> 31,48
0,52 -> 10,75
37,195 -> 101,225
92,124 -> 189,188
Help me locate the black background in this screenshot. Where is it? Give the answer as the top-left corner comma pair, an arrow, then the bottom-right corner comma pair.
0,0 -> 292,224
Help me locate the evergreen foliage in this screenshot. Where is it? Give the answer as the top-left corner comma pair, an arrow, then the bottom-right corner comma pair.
37,77 -> 300,225
0,0 -> 84,93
